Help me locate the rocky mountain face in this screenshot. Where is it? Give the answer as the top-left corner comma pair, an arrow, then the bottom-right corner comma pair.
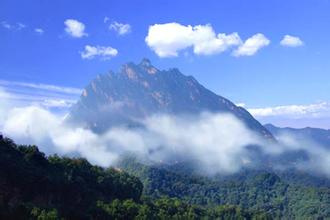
68,58 -> 273,139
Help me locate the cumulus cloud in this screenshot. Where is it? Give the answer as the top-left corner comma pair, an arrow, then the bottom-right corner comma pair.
193,29 -> 242,55
64,19 -> 87,38
280,35 -> 304,47
109,21 -> 131,35
232,33 -> 270,57
81,45 -> 118,60
145,23 -> 242,57
145,23 -> 271,58
145,23 -> 193,57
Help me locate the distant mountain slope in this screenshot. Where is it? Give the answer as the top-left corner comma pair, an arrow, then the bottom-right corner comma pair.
264,123 -> 330,148
68,58 -> 273,139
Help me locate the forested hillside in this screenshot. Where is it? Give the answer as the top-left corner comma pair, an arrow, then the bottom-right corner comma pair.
119,157 -> 330,219
0,135 -> 271,219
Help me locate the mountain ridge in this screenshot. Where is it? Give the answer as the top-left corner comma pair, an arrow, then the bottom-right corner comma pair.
265,123 -> 330,149
68,59 -> 273,140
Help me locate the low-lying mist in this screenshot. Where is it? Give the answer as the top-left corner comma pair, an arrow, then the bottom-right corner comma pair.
1,93 -> 329,177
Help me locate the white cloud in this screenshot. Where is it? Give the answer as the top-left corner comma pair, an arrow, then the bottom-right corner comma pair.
0,80 -> 80,110
1,104 -> 330,177
64,19 -> 87,38
17,22 -> 26,30
104,16 -> 110,23
81,45 -> 118,60
0,89 -> 77,109
280,35 -> 304,47
1,21 -> 27,31
247,102 -> 330,129
236,103 -> 246,108
1,21 -> 12,29
0,106 -> 262,172
0,88 -> 10,125
145,23 -> 242,57
193,27 -> 242,55
41,99 -> 76,108
109,21 -> 131,35
271,131 -> 330,177
145,23 -> 193,57
232,33 -> 270,57
0,92 -> 76,109
0,79 -> 82,95
248,102 -> 330,118
34,28 -> 44,34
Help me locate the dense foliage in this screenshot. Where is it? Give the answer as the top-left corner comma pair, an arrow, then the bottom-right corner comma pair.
0,135 -> 271,219
119,158 -> 330,219
0,135 -> 143,219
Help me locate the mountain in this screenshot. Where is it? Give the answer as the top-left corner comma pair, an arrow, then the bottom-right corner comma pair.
264,123 -> 330,149
68,58 -> 273,139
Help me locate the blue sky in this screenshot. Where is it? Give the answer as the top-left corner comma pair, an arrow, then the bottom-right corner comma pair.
1,0 -> 330,128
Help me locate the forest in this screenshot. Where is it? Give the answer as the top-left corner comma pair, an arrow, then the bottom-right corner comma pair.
0,135 -> 329,219
0,135 -> 271,219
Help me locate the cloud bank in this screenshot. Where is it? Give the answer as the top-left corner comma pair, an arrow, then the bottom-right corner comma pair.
248,102 -> 330,118
1,98 -> 329,177
271,131 -> 330,176
145,23 -> 270,57
0,103 -> 262,171
248,102 -> 330,129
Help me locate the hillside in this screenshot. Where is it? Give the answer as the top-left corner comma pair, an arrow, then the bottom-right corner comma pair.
0,135 -> 272,219
119,157 -> 330,219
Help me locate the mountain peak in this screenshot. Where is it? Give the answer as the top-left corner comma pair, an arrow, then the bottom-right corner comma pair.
68,59 -> 274,140
119,59 -> 159,79
139,58 -> 152,67
138,58 -> 159,75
